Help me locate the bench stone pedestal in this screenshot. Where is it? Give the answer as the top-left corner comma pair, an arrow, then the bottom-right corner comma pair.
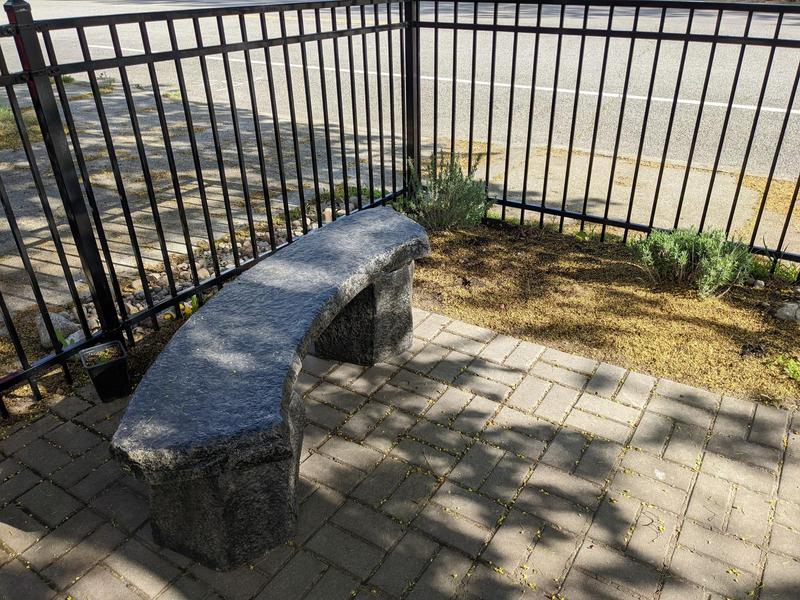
148,390 -> 305,569
315,263 -> 414,365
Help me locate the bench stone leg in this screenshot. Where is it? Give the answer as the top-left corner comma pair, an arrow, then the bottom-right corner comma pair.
147,392 -> 305,570
315,262 -> 414,365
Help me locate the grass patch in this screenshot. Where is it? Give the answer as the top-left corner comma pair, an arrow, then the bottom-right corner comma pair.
413,223 -> 800,407
751,256 -> 799,285
0,105 -> 40,150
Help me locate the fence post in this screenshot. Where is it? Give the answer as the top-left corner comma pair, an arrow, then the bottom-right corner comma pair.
403,0 -> 419,179
4,0 -> 120,335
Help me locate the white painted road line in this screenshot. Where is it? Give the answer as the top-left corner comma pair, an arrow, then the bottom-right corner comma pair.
89,43 -> 800,116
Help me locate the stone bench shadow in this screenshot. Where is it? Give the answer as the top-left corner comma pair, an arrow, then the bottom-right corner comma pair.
109,206 -> 429,570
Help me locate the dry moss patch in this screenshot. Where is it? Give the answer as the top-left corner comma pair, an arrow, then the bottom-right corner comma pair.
413,223 -> 800,408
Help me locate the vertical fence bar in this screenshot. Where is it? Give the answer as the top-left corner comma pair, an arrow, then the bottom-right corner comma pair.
466,1 -> 479,170
387,2 -> 398,194
484,2 -> 499,194
500,3 -> 521,219
374,2 -> 387,202
297,9 -> 323,225
330,6 -> 352,215
601,6 -> 640,240
432,0 -> 439,164
5,0 -> 120,335
346,6 -> 364,208
520,3 -> 543,226
315,8 -> 337,215
725,13 -> 784,236
541,4 -> 566,226
623,7 -> 666,243
560,6 -> 589,232
259,12 -> 295,237
193,17 -> 243,265
673,10 -> 722,230
649,8 -> 695,231
360,4 -> 376,201
580,5 -> 615,231
699,12 -> 752,232
449,1 -> 459,159
404,0 -> 419,176
240,13 -> 278,249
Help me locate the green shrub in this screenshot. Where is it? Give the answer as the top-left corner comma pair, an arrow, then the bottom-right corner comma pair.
394,152 -> 490,231
776,355 -> 800,382
630,228 -> 754,298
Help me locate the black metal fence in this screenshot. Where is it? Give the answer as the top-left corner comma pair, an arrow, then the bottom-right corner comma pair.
0,0 -> 798,401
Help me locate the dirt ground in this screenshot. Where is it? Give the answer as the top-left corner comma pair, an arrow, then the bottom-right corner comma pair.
413,222 -> 800,408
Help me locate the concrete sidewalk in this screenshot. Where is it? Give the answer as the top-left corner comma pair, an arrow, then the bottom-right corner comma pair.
0,310 -> 797,599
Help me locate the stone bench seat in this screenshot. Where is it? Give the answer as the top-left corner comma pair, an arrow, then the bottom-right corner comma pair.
110,207 -> 429,570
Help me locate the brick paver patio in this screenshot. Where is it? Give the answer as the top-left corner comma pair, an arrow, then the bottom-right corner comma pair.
0,309 -> 798,599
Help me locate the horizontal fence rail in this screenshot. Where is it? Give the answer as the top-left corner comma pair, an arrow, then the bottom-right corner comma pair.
0,0 -> 798,401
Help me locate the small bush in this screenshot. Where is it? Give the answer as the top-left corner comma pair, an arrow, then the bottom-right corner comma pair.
776,355 -> 800,382
394,152 -> 490,232
630,228 -> 754,298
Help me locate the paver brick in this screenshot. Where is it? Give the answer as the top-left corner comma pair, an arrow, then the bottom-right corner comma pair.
409,419 -> 471,455
461,561 -> 527,599
707,432 -> 782,472
404,343 -> 451,375
375,382 -> 432,415
663,420 -> 707,468
701,452 -> 775,495
0,464 -> 39,504
413,501 -> 492,557
575,393 -> 641,425
449,442 -> 506,488
534,384 -> 579,423
428,350 -> 472,383
531,361 -> 589,390
0,414 -> 61,455
381,471 -> 439,522
514,485 -> 593,534
318,436 -> 383,472
615,371 -> 655,408
18,481 -> 82,528
574,539 -> 662,598
527,464 -> 603,509
42,522 -> 127,590
189,560 -> 271,600
452,395 -> 498,434
482,509 -> 542,572
295,484 -> 346,544
669,545 -> 759,598
573,438 -> 623,484
479,334 -> 519,364
369,530 -> 438,596
749,403 -> 790,450
503,340 -> 545,371
104,538 -> 181,598
770,523 -> 800,560
542,348 -> 597,374
621,449 -> 694,490
432,330 -> 486,356
432,481 -> 505,524
0,504 -> 48,555
479,453 -> 532,502
349,363 -> 398,396
714,395 -> 755,439
325,363 -> 367,388
21,508 -> 105,570
446,320 -> 496,342
67,565 -> 142,600
679,519 -> 761,570
565,409 -> 633,444
301,452 -> 364,493
341,400 -> 392,441
15,438 -> 72,475
390,438 -> 457,476
0,557 -> 57,599
466,357 -> 525,387
454,370 -> 512,402
351,458 -> 409,506
507,375 -> 550,413
302,354 -> 336,377
407,546 -> 472,600
44,421 -> 102,457
310,381 -> 364,413
611,470 -> 687,513
481,422 -> 548,460
761,553 -> 800,600
413,312 -> 449,340
363,407 -> 416,452
332,500 -> 405,550
305,568 -> 359,600
424,387 -> 472,425
584,363 -> 627,399
541,428 -> 588,471
648,393 -> 715,430
307,523 -> 385,579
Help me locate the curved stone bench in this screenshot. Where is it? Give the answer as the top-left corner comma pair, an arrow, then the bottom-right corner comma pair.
110,206 -> 429,570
